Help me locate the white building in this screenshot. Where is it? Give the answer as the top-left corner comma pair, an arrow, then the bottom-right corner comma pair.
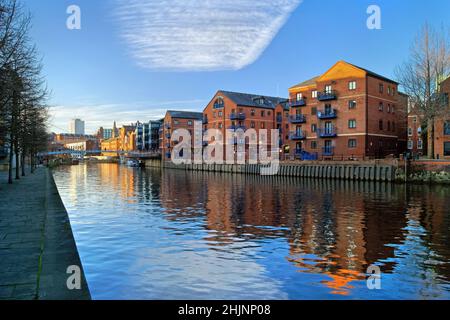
69,119 -> 85,135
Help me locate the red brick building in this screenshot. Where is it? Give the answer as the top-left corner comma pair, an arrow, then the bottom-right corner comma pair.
433,77 -> 450,159
287,61 -> 408,160
161,110 -> 203,161
202,90 -> 287,162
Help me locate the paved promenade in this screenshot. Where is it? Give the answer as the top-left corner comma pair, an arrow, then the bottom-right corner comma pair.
0,168 -> 90,300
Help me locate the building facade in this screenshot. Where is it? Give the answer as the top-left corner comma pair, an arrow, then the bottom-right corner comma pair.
287,61 -> 407,160
101,124 -> 137,156
407,110 -> 425,157
161,111 -> 203,161
434,77 -> 450,159
69,119 -> 85,135
136,120 -> 162,152
202,90 -> 287,162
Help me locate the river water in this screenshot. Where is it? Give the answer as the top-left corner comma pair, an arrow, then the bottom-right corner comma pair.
52,163 -> 450,300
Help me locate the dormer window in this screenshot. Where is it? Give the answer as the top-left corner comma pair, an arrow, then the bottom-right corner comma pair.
214,97 -> 225,109
254,97 -> 265,105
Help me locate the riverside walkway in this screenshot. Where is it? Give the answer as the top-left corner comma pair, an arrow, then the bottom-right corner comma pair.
0,168 -> 90,300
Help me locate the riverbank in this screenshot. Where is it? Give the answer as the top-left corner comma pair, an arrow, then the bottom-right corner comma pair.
0,168 -> 90,300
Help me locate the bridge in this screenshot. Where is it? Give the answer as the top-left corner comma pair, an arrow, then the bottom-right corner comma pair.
38,150 -> 161,159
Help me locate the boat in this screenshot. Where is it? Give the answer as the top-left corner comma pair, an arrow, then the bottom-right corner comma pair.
126,159 -> 140,167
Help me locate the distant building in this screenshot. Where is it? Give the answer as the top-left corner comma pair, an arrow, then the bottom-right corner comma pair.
64,140 -> 99,155
101,124 -> 137,156
69,119 -> 85,135
407,109 -> 426,157
136,120 -> 162,152
96,127 -> 113,140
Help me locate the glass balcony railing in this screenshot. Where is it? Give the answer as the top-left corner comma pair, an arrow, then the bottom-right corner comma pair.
317,90 -> 337,101
317,109 -> 337,119
317,127 -> 337,138
213,103 -> 224,109
228,125 -> 246,131
289,131 -> 306,140
289,114 -> 307,123
289,99 -> 306,107
229,113 -> 246,121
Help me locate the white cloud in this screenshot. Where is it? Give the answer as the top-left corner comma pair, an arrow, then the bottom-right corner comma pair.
48,99 -> 206,134
114,0 -> 301,71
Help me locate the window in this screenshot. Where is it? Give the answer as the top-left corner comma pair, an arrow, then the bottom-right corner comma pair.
251,109 -> 255,116
408,140 -> 414,150
408,128 -> 413,136
268,111 -> 271,116
251,121 -> 255,128
348,139 -> 357,148
418,139 -> 423,150
218,123 -> 223,129
311,107 -> 317,115
312,90 -> 318,98
387,104 -> 391,113
379,83 -> 384,93
325,85 -> 332,94
261,110 -> 265,117
444,142 -> 450,156
348,120 -> 357,129
296,93 -> 303,101
379,102 -> 384,111
218,111 -> 223,117
348,100 -> 357,109
379,120 -> 383,130
187,121 -> 193,126
387,87 -> 391,95
444,121 -> 450,135
349,81 -> 357,90
311,124 -> 317,133
261,122 -> 265,129
311,141 -> 317,149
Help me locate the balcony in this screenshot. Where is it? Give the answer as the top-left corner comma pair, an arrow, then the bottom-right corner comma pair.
229,113 -> 246,121
213,102 -> 224,109
203,117 -> 208,124
317,90 -> 337,101
228,125 -> 246,131
289,99 -> 306,107
317,109 -> 337,119
322,146 -> 335,156
289,131 -> 306,140
317,127 -> 337,138
289,114 -> 307,124
165,133 -> 171,139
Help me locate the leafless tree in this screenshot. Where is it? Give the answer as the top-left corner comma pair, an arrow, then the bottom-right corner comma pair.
395,23 -> 450,158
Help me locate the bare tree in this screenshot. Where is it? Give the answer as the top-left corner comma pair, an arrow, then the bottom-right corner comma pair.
395,23 -> 450,158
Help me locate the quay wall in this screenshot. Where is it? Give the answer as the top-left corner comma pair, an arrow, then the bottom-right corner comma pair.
145,159 -> 397,182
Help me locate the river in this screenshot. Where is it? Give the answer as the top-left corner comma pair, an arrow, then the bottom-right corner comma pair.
53,163 -> 450,300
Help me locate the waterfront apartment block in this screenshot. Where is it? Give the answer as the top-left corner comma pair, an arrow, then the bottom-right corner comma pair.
161,111 -> 203,161
202,90 -> 287,161
136,120 -> 162,152
434,77 -> 450,159
287,61 -> 407,160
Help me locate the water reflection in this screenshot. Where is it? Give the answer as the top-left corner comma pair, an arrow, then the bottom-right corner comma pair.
53,163 -> 450,299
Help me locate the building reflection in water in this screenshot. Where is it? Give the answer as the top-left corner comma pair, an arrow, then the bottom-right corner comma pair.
56,164 -> 450,298
156,169 -> 449,297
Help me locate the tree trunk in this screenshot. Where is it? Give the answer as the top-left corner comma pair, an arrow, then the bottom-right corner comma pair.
21,152 -> 26,176
8,141 -> 13,184
427,119 -> 435,159
15,146 -> 20,180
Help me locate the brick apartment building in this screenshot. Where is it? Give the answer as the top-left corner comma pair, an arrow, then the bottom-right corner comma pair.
101,124 -> 137,156
407,110 -> 426,157
161,111 -> 203,161
434,77 -> 450,159
287,61 -> 407,160
202,90 -> 287,162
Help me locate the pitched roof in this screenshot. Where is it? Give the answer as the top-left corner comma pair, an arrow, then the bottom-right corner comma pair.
289,76 -> 320,90
167,110 -> 203,120
219,90 -> 287,109
346,62 -> 398,84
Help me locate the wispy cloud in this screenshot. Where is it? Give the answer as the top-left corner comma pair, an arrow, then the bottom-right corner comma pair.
48,99 -> 206,134
114,0 -> 301,71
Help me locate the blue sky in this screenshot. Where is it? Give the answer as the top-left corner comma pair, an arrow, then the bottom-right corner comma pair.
23,0 -> 450,133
